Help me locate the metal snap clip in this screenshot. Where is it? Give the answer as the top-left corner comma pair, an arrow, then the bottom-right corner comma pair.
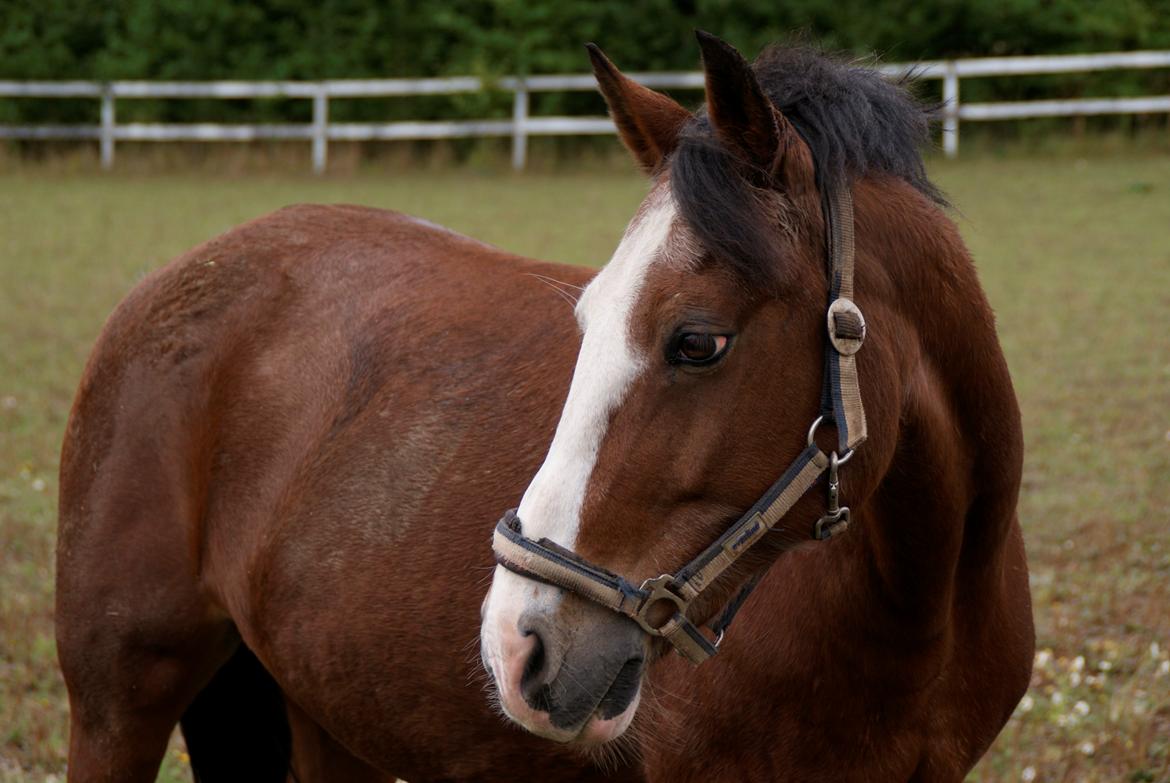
813,450 -> 852,540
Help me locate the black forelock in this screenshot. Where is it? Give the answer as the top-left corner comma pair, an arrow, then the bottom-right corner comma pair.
669,124 -> 783,285
670,43 -> 944,285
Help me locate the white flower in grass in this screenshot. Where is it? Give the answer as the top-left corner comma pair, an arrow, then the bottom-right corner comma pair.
1158,660 -> 1170,677
1069,671 -> 1081,687
1035,649 -> 1052,668
1079,741 -> 1095,756
1021,767 -> 1037,782
1072,655 -> 1085,672
1097,660 -> 1112,672
1052,692 -> 1064,706
31,477 -> 46,492
1074,700 -> 1090,716
1019,695 -> 1034,712
1152,642 -> 1161,659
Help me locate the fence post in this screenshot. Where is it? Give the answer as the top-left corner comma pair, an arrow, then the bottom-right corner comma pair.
512,82 -> 529,171
942,63 -> 960,158
100,85 -> 115,170
312,87 -> 328,174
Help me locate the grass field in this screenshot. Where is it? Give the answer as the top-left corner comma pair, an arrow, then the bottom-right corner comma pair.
1,152 -> 1168,781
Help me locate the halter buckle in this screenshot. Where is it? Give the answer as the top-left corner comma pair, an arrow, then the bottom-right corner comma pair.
633,574 -> 688,636
827,297 -> 866,355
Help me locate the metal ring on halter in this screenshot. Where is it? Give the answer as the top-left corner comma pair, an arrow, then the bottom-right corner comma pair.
806,415 -> 855,465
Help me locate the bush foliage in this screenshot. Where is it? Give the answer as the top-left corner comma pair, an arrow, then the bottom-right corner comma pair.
1,0 -> 1168,127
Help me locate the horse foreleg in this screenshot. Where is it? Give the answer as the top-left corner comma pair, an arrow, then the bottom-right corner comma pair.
58,613 -> 237,783
56,476 -> 239,781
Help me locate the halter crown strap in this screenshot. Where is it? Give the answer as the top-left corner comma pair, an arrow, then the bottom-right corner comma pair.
492,186 -> 866,665
824,188 -> 867,453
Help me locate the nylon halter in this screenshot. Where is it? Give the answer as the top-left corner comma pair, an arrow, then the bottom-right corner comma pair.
492,187 -> 867,665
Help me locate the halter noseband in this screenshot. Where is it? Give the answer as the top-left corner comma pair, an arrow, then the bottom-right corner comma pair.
492,187 -> 867,665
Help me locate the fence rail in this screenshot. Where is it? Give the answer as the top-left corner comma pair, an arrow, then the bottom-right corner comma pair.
2,50 -> 1168,172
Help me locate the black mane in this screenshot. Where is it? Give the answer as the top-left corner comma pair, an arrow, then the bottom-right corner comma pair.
670,44 -> 944,281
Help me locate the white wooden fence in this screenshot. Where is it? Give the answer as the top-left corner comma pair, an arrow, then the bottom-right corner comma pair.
1,50 -> 1168,172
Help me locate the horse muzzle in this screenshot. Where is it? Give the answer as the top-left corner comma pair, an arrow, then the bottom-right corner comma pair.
481,566 -> 647,744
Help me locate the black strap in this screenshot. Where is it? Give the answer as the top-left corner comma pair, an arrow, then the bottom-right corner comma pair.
709,570 -> 764,640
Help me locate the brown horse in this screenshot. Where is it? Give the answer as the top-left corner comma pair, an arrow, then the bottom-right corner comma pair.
481,34 -> 1034,780
56,34 -> 1032,783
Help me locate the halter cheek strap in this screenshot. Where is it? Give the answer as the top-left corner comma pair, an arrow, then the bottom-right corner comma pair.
492,187 -> 867,665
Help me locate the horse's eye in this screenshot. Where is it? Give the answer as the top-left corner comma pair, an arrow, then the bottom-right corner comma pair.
672,333 -> 730,366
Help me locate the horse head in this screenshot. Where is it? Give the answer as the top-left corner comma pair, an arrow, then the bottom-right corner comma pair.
480,32 -> 908,745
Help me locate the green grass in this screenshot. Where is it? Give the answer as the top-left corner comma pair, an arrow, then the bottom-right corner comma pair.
1,153 -> 1168,781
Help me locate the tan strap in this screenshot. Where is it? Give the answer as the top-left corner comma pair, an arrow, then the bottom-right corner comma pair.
831,187 -> 856,301
674,446 -> 829,600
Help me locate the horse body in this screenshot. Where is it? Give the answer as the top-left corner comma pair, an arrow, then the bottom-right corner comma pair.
58,35 -> 1033,783
56,205 -> 631,781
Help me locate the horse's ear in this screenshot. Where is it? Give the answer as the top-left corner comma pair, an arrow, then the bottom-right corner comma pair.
695,31 -> 813,192
586,43 -> 691,173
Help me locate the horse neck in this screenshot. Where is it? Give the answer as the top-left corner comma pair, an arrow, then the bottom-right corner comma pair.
842,178 -> 1024,635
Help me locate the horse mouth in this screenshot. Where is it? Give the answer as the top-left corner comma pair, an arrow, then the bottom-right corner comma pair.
596,656 -> 643,720
539,655 -> 644,742
494,657 -> 644,745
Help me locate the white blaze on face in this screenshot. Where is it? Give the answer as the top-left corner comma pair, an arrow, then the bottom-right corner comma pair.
481,189 -> 678,702
518,190 -> 677,547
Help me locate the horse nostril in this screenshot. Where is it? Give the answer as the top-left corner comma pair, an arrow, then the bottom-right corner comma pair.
520,629 -> 545,686
517,617 -> 555,712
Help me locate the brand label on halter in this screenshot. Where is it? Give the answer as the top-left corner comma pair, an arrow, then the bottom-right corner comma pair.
723,512 -> 767,556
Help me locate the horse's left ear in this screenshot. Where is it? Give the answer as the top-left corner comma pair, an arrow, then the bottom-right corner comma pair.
587,43 -> 692,173
695,31 -> 814,192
